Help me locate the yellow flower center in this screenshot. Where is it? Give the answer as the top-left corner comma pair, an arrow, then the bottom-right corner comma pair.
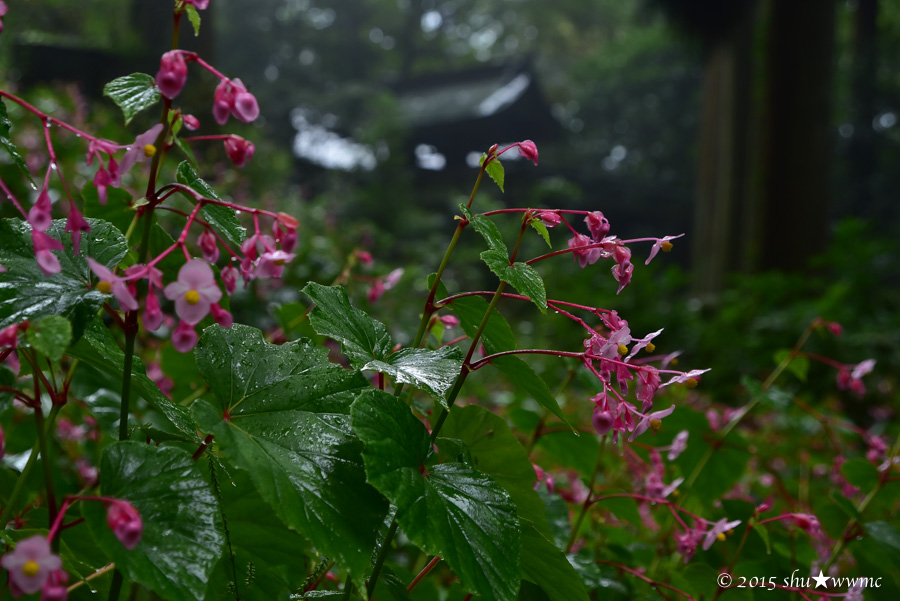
22,560 -> 40,577
650,418 -> 662,433
669,357 -> 679,366
143,144 -> 157,158
185,290 -> 200,305
717,532 -> 727,542
274,258 -> 286,266
685,378 -> 698,388
661,241 -> 674,252
645,342 -> 656,353
617,344 -> 629,356
97,281 -> 112,294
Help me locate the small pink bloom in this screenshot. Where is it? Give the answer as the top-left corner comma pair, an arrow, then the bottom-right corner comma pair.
676,527 -> 704,563
198,229 -> 219,264
356,250 -> 374,265
539,212 -> 561,228
626,328 -> 663,361
661,368 -> 710,387
182,114 -> 200,130
515,140 -> 538,166
438,315 -> 459,328
645,234 -> 685,265
172,320 -> 199,353
184,0 -> 209,10
87,258 -> 139,312
384,268 -> 403,289
567,233 -> 600,268
32,230 -> 63,275
257,250 -> 296,279
592,408 -> 615,435
93,166 -> 112,205
629,405 -> 675,441
213,78 -> 259,125
635,368 -> 661,412
41,569 -> 69,601
368,279 -> 385,304
584,211 -> 609,241
0,535 -> 62,595
826,321 -> 842,337
233,90 -> 260,123
223,135 -> 255,168
107,500 -> 143,550
221,265 -> 239,295
28,189 -> 52,232
210,303 -> 233,328
142,292 -> 163,332
0,323 -> 18,348
667,430 -> 689,461
76,458 -> 98,487
118,124 -> 164,176
164,260 -> 222,325
701,518 -> 741,551
64,205 -> 91,255
156,51 -> 189,99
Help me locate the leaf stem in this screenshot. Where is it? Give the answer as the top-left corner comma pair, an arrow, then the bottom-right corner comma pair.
566,436 -> 607,551
366,519 -> 399,599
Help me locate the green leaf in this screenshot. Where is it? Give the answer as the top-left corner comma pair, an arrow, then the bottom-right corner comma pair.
865,521 -> 900,564
841,458 -> 879,491
460,205 -> 508,254
352,390 -> 521,601
185,4 -> 202,35
191,324 -> 387,579
449,296 -> 566,425
773,349 -> 809,382
363,346 -> 463,407
102,73 -> 161,125
83,442 -> 224,601
0,218 -> 128,340
303,282 -> 393,365
68,317 -> 201,442
173,135 -> 199,168
0,99 -> 36,187
25,315 -> 72,362
480,250 -> 547,312
529,219 -> 551,247
480,154 -> 505,193
175,161 -> 246,249
80,182 -> 134,234
829,490 -> 863,522
751,522 -> 771,554
441,406 -> 588,601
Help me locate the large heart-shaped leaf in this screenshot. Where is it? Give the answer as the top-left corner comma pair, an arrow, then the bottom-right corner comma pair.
83,442 -> 224,601
352,389 -> 521,601
441,406 -> 589,601
68,317 -> 200,442
103,73 -> 161,124
191,324 -> 387,578
480,250 -> 547,313
0,218 -> 128,340
304,283 -> 462,403
175,161 -> 246,249
460,204 -> 507,254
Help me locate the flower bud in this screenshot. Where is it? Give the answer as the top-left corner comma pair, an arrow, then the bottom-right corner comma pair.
155,51 -> 188,99
516,139 -> 538,166
592,408 -> 615,436
107,500 -> 143,550
182,114 -> 200,130
223,135 -> 255,168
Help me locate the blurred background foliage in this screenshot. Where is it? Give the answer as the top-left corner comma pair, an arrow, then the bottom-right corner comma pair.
0,0 -> 897,418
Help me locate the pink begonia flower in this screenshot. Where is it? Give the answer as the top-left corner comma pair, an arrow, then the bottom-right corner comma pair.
76,458 -> 98,487
584,211 -> 610,242
172,320 -> 199,353
28,189 -> 52,232
210,303 -> 233,328
0,535 -> 63,595
676,527 -> 705,563
164,260 -> 222,325
0,323 -> 18,348
645,471 -> 683,499
146,362 -> 174,398
198,229 -> 219,264
223,135 -> 255,168
496,139 -> 538,166
625,328 -> 663,361
142,292 -> 163,332
41,570 -> 69,601
213,78 -> 259,125
592,407 -> 615,436
539,212 -> 561,228
532,463 -> 555,494
32,230 -> 63,275
156,51 -> 189,99
629,404 -> 675,441
701,518 -> 742,551
125,263 -> 164,290
596,325 -> 632,360
645,234 -> 685,265
368,279 -> 385,304
384,267 -> 403,289
865,434 -> 887,464
93,166 -> 112,205
369,268 -> 404,303
635,368 -> 661,412
661,368 -> 711,388
184,0 -> 209,10
87,258 -> 138,311
118,124 -> 164,176
667,430 -> 689,461
220,265 -> 239,295
567,232 -> 601,269
107,500 -> 143,550
64,205 -> 91,255
439,315 -> 459,328
257,250 -> 296,279
182,114 -> 200,130
611,257 -> 634,295
356,250 -> 373,265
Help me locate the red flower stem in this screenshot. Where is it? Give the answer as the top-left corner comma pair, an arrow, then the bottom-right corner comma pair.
438,334 -> 468,349
595,560 -> 695,601
182,135 -> 233,143
192,434 -> 215,461
0,176 -> 28,217
157,183 -> 280,218
407,556 -> 441,592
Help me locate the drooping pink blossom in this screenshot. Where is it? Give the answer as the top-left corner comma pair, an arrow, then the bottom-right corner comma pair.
629,404 -> 675,441
701,518 -> 742,551
515,139 -> 538,166
156,51 -> 189,99
198,229 -> 219,264
626,329 -> 663,361
164,260 -> 222,325
592,407 -> 615,436
355,250 -> 373,265
28,189 -> 52,232
213,78 -> 259,125
584,211 -> 609,242
118,124 -> 164,176
87,258 -> 138,311
0,535 -> 63,595
184,0 -> 209,10
0,323 -> 18,348
93,166 -> 112,206
142,292 -> 163,332
172,320 -> 199,353
32,230 -> 63,275
667,430 -> 689,461
107,500 -> 143,550
645,234 -> 685,265
438,315 -> 459,328
223,135 -> 255,168
220,265 -> 239,295
210,303 -> 233,328
567,233 -> 601,269
41,569 -> 69,601
65,205 -> 91,255
539,212 -> 561,228
635,368 -> 661,412
257,250 -> 296,279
